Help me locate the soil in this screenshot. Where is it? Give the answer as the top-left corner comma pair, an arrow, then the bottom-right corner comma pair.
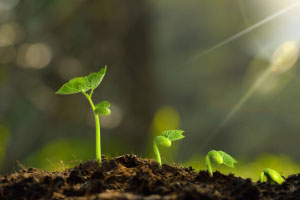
1,154 -> 300,200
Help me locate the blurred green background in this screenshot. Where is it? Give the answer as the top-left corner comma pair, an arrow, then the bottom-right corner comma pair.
1,0 -> 300,180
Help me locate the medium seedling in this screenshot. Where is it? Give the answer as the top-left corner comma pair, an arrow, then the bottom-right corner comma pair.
260,168 -> 284,184
205,150 -> 237,177
56,66 -> 111,163
153,130 -> 185,166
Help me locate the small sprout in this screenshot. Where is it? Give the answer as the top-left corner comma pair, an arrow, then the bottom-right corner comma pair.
153,130 -> 185,166
56,66 -> 110,163
260,168 -> 284,184
94,101 -> 111,116
205,150 -> 237,177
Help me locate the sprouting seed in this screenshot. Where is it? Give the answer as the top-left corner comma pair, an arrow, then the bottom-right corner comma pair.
260,168 -> 284,184
153,130 -> 185,166
205,150 -> 237,177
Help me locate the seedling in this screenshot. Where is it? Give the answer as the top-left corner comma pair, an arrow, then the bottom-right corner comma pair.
260,168 -> 284,184
153,130 -> 185,166
205,150 -> 237,177
56,66 -> 111,163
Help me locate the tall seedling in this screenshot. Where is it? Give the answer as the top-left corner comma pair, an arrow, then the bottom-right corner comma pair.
56,66 -> 111,163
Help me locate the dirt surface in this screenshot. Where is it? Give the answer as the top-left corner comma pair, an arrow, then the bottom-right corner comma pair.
1,154 -> 300,200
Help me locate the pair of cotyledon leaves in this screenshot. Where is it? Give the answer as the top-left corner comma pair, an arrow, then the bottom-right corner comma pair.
93,101 -> 111,116
56,66 -> 110,116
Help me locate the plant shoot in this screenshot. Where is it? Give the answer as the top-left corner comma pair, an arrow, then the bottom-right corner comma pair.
260,168 -> 284,184
206,150 -> 237,177
56,66 -> 110,163
153,130 -> 185,166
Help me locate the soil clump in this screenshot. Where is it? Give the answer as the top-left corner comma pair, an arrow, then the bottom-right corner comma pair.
1,154 -> 300,199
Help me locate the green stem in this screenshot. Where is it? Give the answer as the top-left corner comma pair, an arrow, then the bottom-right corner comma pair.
260,172 -> 265,183
206,154 -> 213,177
83,91 -> 101,163
94,114 -> 101,163
153,141 -> 162,166
89,89 -> 94,98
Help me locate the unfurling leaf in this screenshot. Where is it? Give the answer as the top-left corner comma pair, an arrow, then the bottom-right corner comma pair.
218,151 -> 237,168
161,130 -> 185,141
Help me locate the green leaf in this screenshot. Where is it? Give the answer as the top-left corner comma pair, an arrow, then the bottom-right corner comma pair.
94,101 -> 111,116
218,151 -> 237,168
86,66 -> 107,90
161,130 -> 185,141
56,66 -> 107,95
56,77 -> 90,94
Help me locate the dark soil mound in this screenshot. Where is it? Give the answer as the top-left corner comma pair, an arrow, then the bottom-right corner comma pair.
1,154 -> 300,199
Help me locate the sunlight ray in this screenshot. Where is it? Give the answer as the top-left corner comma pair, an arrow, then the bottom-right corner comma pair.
200,40 -> 299,148
200,65 -> 274,148
188,1 -> 300,63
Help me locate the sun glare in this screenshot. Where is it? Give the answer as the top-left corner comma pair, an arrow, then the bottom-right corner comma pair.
271,41 -> 299,73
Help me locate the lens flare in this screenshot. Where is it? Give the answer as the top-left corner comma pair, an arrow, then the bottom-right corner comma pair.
271,41 -> 299,73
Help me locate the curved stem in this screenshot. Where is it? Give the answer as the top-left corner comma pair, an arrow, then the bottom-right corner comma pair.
153,140 -> 162,167
83,91 -> 101,163
260,172 -> 265,183
206,154 -> 213,177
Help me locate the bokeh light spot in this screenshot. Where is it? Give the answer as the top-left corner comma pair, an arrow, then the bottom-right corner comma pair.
100,103 -> 123,129
17,43 -> 52,69
87,104 -> 123,129
153,106 -> 180,134
0,23 -> 16,47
